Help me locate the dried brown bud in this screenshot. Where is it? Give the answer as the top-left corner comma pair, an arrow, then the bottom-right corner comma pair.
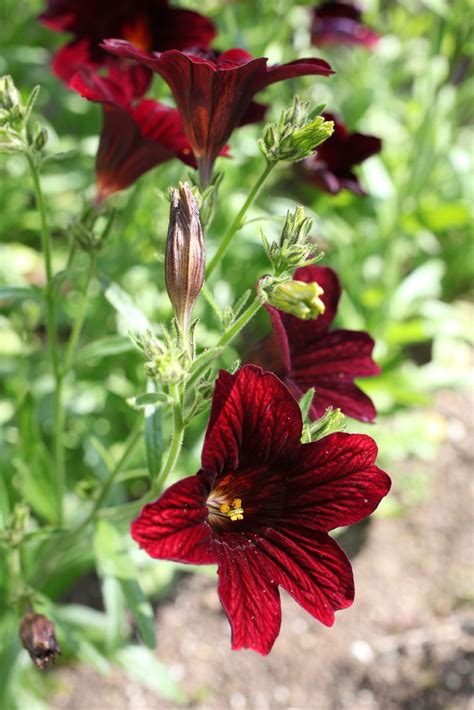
165,183 -> 205,340
19,612 -> 61,669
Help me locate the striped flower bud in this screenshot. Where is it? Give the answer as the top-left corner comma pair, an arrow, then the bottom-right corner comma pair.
165,183 -> 205,341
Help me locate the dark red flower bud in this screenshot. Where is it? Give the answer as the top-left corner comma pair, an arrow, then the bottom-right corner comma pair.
19,613 -> 61,669
165,183 -> 205,339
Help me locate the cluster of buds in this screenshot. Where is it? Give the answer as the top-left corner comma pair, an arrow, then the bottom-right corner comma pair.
259,96 -> 334,165
260,205 -> 327,320
262,205 -> 322,276
19,612 -> 60,669
133,328 -> 189,385
0,75 -> 47,156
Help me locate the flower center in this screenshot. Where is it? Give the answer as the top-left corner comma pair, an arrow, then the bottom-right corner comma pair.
207,496 -> 244,524
121,18 -> 152,52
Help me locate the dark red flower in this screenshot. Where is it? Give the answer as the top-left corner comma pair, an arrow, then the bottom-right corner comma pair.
103,41 -> 334,185
70,67 -> 197,204
300,112 -> 381,196
39,0 -> 216,89
131,365 -> 390,654
311,1 -> 379,49
249,266 -> 380,422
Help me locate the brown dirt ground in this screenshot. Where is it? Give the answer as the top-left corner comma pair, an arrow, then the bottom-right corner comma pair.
52,391 -> 474,710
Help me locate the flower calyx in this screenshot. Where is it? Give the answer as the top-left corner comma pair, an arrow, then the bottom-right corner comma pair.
133,326 -> 194,386
259,96 -> 334,165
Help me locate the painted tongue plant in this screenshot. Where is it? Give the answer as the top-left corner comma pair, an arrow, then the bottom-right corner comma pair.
1,0 -> 391,687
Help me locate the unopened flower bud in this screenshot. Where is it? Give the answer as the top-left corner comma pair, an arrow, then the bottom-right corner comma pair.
268,279 -> 325,320
165,183 -> 205,340
19,613 -> 60,669
32,123 -> 48,152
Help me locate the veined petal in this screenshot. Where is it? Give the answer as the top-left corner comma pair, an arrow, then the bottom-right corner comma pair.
216,535 -> 281,654
131,475 -> 216,565
308,381 -> 378,422
202,366 -> 303,476
284,433 -> 391,531
254,527 -> 354,625
259,57 -> 334,90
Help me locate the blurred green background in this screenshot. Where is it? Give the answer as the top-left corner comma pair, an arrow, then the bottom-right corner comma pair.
0,0 -> 472,706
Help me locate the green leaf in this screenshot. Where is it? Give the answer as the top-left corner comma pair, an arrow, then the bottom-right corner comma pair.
0,286 -> 40,303
76,335 -> 135,363
189,347 -> 224,377
100,277 -> 151,333
144,383 -> 163,481
127,392 -> 169,410
114,646 -> 185,703
299,387 -> 315,422
94,520 -> 156,649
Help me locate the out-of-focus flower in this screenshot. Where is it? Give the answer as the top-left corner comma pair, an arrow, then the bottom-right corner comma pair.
39,0 -> 216,88
103,40 -> 334,185
70,67 -> 197,204
300,112 -> 382,196
311,1 -> 379,49
165,182 -> 205,340
131,365 -> 390,654
19,613 -> 61,669
249,265 -> 380,422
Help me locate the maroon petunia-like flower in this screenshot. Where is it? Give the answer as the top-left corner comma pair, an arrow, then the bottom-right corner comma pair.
311,1 -> 379,49
103,40 -> 334,185
70,67 -> 197,204
39,0 -> 216,89
249,265 -> 380,422
300,112 -> 381,196
132,365 -> 390,654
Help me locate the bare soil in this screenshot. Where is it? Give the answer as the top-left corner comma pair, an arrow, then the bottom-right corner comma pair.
52,391 -> 474,710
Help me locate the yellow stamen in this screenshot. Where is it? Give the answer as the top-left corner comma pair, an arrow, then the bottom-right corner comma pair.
217,498 -> 244,522
219,503 -> 230,514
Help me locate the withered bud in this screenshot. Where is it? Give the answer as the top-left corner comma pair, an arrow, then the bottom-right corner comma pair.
19,612 -> 61,669
165,183 -> 205,340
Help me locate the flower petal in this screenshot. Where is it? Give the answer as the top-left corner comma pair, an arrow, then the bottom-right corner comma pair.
284,432 -> 391,531
201,366 -> 303,476
131,475 -> 216,565
254,527 -> 354,625
216,536 -> 282,654
260,57 -> 334,90
308,381 -> 378,422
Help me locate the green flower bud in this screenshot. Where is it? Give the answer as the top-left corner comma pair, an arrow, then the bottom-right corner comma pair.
165,183 -> 205,341
268,279 -> 326,320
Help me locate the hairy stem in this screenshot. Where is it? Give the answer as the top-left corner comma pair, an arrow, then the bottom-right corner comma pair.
26,152 -> 65,521
152,383 -> 184,496
206,161 -> 275,277
63,254 -> 96,375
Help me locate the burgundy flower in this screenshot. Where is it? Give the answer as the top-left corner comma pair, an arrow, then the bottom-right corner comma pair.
311,1 -> 379,49
103,40 -> 334,185
39,0 -> 216,89
70,67 -> 197,204
249,266 -> 380,422
132,365 -> 390,654
300,112 -> 381,196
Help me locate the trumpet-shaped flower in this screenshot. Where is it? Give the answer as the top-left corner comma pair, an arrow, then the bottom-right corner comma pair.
39,0 -> 216,88
250,265 -> 380,422
70,67 -> 197,204
300,112 -> 381,196
311,1 -> 379,49
131,365 -> 390,654
103,40 -> 333,185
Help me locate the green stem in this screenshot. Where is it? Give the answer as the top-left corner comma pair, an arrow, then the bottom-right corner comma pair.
152,384 -> 184,496
217,295 -> 264,348
26,152 -> 65,521
75,421 -> 143,533
206,160 -> 275,277
63,254 -> 96,375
